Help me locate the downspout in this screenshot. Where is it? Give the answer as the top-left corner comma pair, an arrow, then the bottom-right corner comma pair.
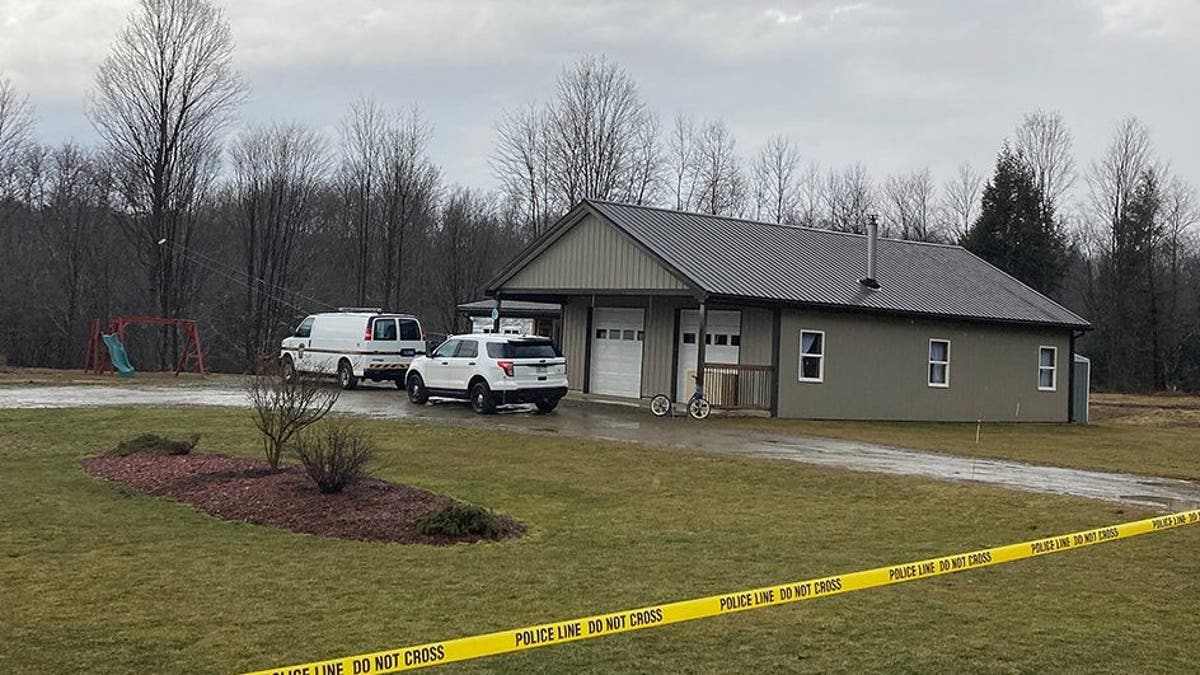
694,298 -> 708,401
1068,328 -> 1085,423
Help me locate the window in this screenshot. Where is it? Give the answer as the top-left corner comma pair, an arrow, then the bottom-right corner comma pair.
595,329 -> 607,340
799,330 -> 824,382
1038,346 -> 1057,391
623,329 -> 636,341
487,340 -> 561,359
705,333 -> 712,345
609,330 -> 623,340
636,330 -> 645,341
432,339 -> 459,359
683,332 -> 696,344
372,318 -> 397,341
730,335 -> 741,347
294,317 -> 314,338
715,334 -> 729,346
928,339 -> 950,387
398,319 -> 421,341
455,340 -> 478,359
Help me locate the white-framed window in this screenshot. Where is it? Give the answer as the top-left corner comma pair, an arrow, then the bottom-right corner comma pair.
799,330 -> 824,382
1038,346 -> 1057,391
928,339 -> 950,387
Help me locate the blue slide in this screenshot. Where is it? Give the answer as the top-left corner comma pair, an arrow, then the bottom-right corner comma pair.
101,333 -> 136,378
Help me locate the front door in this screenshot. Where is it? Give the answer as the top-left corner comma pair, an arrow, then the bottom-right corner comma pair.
677,310 -> 741,400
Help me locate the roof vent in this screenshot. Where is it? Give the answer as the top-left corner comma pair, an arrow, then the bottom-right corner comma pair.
858,213 -> 881,290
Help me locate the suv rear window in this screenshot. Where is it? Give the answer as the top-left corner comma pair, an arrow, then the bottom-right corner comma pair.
486,341 -> 561,359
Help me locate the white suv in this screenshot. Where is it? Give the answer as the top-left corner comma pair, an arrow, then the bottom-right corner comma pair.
405,334 -> 568,414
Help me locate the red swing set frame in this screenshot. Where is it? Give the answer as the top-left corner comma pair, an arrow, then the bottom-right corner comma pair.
83,316 -> 207,376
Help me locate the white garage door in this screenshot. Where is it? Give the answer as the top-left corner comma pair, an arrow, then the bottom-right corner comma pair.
590,307 -> 645,398
677,310 -> 741,400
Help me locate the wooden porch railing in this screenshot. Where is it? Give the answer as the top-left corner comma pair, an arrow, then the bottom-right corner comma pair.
700,363 -> 774,411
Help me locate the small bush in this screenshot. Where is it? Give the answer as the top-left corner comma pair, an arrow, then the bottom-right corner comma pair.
417,503 -> 506,539
246,372 -> 339,471
291,418 -> 375,494
110,433 -> 198,456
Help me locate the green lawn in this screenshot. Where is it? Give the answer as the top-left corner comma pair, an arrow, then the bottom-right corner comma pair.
721,396 -> 1200,482
1,407 -> 1197,674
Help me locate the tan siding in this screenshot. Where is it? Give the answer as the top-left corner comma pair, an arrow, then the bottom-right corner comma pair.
776,310 -> 1071,422
739,307 -> 774,366
504,214 -> 689,291
561,299 -> 588,391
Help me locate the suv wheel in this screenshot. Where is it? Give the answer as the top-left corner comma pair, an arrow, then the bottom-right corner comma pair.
406,374 -> 429,404
535,397 -> 559,413
337,360 -> 359,390
470,381 -> 496,414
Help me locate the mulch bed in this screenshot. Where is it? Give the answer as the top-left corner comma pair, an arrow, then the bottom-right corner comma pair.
83,452 -> 524,545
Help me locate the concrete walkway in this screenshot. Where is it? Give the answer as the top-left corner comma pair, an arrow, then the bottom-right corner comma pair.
2,383 -> 1197,511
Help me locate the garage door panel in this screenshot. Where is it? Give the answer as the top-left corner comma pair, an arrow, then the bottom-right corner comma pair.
590,308 -> 644,398
677,310 -> 741,400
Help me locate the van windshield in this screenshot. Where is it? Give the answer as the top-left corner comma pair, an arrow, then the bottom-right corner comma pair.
486,340 -> 560,359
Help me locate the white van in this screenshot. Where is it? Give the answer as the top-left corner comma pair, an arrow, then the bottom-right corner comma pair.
280,309 -> 425,389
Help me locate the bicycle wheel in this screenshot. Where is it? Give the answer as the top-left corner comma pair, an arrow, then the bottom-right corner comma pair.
688,397 -> 711,420
649,394 -> 673,417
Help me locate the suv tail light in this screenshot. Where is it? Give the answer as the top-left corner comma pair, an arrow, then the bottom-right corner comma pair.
497,360 -> 515,377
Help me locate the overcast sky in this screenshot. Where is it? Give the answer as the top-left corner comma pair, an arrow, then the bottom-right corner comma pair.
3,0 -> 1198,202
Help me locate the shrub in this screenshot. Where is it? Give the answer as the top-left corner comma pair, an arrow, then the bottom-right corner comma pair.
417,503 -> 506,539
246,372 -> 339,471
291,418 -> 375,494
110,433 -> 198,456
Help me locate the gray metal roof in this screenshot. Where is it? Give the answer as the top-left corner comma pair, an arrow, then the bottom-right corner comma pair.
458,299 -> 561,316
583,200 -> 1089,329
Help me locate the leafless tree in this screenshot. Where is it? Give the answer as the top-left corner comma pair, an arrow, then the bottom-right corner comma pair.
338,96 -> 386,305
492,102 -> 553,238
246,372 -> 339,471
824,163 -> 875,233
378,105 -> 440,313
794,161 -> 825,228
1015,109 -> 1076,217
692,118 -> 746,216
227,123 -> 330,370
88,0 -> 245,366
668,113 -> 699,211
0,75 -> 35,206
752,135 -> 802,224
1086,116 -> 1154,253
941,162 -> 983,241
435,188 -> 521,331
883,167 -> 939,241
1159,175 -> 1200,387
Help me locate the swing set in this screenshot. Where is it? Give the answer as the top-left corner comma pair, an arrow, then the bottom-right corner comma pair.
83,316 -> 207,376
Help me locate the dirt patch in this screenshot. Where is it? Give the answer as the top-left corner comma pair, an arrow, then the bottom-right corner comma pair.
83,452 -> 523,545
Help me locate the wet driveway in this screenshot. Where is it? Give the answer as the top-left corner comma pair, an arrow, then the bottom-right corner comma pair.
2,382 -> 1197,511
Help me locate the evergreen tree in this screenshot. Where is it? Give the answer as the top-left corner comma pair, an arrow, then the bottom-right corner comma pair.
961,145 -> 1068,295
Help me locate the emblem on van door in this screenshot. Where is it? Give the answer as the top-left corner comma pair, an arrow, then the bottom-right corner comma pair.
297,344 -> 305,359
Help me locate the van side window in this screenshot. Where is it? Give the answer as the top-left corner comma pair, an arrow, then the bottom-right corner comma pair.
456,340 -> 478,358
398,319 -> 421,341
372,319 -> 397,341
432,340 -> 459,359
295,317 -> 314,338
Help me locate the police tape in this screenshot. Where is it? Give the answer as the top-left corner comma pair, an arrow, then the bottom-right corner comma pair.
243,508 -> 1200,675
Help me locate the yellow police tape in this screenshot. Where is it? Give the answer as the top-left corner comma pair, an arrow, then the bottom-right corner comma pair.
244,508 -> 1200,675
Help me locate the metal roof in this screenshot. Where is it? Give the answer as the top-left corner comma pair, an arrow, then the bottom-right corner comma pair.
578,200 -> 1089,329
458,299 -> 561,316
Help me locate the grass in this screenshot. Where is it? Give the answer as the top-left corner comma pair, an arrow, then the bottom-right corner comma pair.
0,407 -> 1197,674
0,367 -> 228,387
721,392 -> 1200,482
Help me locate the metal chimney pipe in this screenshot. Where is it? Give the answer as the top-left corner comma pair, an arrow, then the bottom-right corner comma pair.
860,213 -> 880,289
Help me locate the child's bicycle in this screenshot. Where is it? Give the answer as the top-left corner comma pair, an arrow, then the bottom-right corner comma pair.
649,390 -> 711,420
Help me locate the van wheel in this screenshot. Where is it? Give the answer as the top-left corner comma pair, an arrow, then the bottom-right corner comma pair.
470,381 -> 496,414
406,374 -> 429,404
280,356 -> 297,382
535,397 -> 560,413
337,360 -> 359,390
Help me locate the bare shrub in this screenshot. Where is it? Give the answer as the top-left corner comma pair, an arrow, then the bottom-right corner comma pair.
246,372 -> 339,470
292,418 -> 376,494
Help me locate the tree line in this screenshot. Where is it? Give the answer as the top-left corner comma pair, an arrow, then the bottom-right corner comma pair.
0,0 -> 1197,391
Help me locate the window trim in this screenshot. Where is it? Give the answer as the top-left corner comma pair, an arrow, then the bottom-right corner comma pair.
928,338 -> 951,388
798,329 -> 825,383
1038,346 -> 1058,391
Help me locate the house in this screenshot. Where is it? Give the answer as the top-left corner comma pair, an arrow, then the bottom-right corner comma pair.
484,200 -> 1090,422
457,299 -> 561,339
